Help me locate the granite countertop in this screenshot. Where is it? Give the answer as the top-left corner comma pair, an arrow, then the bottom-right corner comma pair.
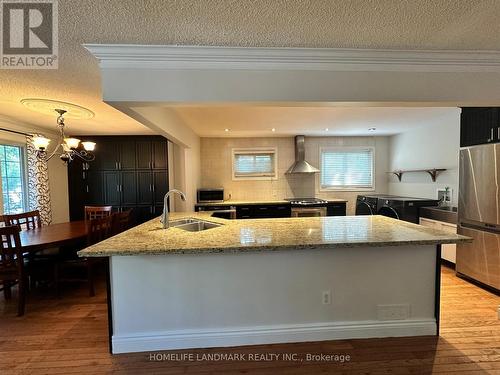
78,212 -> 471,257
195,199 -> 348,206
195,200 -> 289,206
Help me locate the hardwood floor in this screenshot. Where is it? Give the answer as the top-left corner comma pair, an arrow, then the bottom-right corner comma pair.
1,265 -> 499,374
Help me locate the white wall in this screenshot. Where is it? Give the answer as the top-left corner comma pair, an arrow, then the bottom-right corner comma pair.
110,245 -> 437,353
388,109 -> 461,205
200,136 -> 389,214
0,120 -> 69,223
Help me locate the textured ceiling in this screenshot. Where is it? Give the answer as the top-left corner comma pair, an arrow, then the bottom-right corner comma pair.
171,106 -> 459,137
0,0 -> 499,136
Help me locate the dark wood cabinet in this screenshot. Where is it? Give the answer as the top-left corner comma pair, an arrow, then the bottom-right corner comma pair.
236,204 -> 291,219
68,136 -> 169,223
327,202 -> 346,216
196,201 -> 346,219
460,107 -> 500,147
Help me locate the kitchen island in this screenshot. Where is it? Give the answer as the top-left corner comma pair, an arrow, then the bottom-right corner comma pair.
79,213 -> 470,354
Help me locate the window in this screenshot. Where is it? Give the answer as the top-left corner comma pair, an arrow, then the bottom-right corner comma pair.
0,144 -> 27,214
232,148 -> 277,180
320,147 -> 374,190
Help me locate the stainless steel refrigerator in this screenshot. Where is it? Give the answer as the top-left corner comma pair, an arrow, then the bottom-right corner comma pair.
457,143 -> 500,292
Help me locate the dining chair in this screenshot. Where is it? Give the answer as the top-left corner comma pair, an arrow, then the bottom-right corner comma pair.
55,215 -> 112,297
84,206 -> 112,221
3,210 -> 41,230
111,209 -> 133,236
0,225 -> 27,316
4,210 -> 58,289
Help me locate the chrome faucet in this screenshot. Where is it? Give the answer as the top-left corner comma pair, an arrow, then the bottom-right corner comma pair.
161,189 -> 186,229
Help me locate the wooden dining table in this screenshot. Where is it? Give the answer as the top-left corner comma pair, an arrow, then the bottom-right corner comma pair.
19,220 -> 88,253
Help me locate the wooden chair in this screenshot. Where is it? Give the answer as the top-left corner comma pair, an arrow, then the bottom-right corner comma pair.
3,210 -> 41,230
55,216 -> 112,297
84,206 -> 112,222
4,211 -> 56,289
0,225 -> 27,316
111,209 -> 132,236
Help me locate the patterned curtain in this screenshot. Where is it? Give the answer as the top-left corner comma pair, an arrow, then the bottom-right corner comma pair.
26,136 -> 52,225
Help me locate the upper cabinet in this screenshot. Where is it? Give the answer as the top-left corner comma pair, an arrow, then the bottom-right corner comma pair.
92,138 -> 137,170
460,107 -> 500,147
136,140 -> 168,169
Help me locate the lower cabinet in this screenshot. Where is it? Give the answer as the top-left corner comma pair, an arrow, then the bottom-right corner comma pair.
419,217 -> 457,263
327,202 -> 347,216
236,204 -> 291,219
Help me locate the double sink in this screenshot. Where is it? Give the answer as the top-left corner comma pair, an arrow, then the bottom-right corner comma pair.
169,218 -> 223,232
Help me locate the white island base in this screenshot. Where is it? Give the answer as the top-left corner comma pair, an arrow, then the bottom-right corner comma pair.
109,245 -> 439,354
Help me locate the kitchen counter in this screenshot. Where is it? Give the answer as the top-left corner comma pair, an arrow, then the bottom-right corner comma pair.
420,206 -> 458,225
79,212 -> 469,257
195,198 -> 348,206
95,213 -> 471,354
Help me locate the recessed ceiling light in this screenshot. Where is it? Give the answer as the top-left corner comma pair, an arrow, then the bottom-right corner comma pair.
271,128 -> 276,132
368,127 -> 376,132
325,128 -> 329,131
224,128 -> 229,132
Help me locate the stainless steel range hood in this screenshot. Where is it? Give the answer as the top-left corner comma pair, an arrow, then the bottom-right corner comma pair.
286,135 -> 320,174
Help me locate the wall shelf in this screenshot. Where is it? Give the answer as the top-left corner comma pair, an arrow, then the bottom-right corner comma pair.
388,168 -> 447,182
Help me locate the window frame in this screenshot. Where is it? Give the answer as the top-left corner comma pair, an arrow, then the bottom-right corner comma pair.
231,147 -> 278,181
0,141 -> 29,214
319,146 -> 376,192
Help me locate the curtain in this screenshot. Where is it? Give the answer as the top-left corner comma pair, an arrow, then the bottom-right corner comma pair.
26,136 -> 52,225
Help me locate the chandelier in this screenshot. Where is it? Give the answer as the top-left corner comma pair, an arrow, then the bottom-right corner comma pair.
20,99 -> 97,164
32,109 -> 96,163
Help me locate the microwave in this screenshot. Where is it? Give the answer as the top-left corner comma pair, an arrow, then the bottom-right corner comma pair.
197,188 -> 224,203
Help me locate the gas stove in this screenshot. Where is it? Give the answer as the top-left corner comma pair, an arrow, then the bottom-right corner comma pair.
284,198 -> 329,207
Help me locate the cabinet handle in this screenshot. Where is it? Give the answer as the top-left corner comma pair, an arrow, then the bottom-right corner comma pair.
152,185 -> 155,192
120,184 -> 123,192
149,184 -> 152,192
498,127 -> 500,140
491,128 -> 494,141
82,171 -> 85,179
117,185 -> 120,192
115,161 -> 118,170
119,162 -> 122,170
86,185 -> 89,193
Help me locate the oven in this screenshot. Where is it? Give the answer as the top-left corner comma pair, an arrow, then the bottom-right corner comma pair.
291,207 -> 327,217
285,198 -> 329,217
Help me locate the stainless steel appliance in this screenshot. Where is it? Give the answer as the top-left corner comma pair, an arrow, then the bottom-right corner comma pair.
196,204 -> 236,220
457,144 -> 500,291
285,136 -> 320,174
285,198 -> 328,217
197,188 -> 224,203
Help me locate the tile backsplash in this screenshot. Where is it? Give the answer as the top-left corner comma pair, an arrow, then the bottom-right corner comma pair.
200,136 -> 389,214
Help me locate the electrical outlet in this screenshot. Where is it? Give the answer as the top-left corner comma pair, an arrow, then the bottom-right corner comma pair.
377,304 -> 410,320
322,290 -> 331,305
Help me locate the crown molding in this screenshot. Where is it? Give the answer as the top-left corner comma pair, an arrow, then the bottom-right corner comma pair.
84,44 -> 500,72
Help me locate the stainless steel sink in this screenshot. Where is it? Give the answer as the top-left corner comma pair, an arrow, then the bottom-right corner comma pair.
169,218 -> 222,232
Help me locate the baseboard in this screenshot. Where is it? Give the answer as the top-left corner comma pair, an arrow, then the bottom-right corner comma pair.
112,319 -> 437,354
